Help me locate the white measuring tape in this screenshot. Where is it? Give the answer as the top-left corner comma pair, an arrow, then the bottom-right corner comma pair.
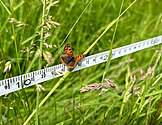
0,35 -> 162,96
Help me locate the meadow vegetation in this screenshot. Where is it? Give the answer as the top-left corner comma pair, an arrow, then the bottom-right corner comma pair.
0,0 -> 162,124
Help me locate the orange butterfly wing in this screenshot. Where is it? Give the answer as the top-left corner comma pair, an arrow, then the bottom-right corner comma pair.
60,44 -> 86,68
64,44 -> 74,57
76,54 -> 86,62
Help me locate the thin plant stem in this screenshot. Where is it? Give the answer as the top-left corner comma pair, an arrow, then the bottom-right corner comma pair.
54,0 -> 93,59
83,0 -> 137,55
0,0 -> 11,15
35,0 -> 46,125
101,0 -> 125,82
23,70 -> 71,125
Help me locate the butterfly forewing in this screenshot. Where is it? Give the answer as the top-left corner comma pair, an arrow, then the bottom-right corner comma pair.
64,44 -> 74,57
76,54 -> 86,62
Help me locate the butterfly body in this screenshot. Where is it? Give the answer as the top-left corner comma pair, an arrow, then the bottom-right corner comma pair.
60,44 -> 86,68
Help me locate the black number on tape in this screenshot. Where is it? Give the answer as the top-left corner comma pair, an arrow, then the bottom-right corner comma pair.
41,72 -> 46,78
16,82 -> 20,88
103,55 -> 108,60
24,79 -> 31,86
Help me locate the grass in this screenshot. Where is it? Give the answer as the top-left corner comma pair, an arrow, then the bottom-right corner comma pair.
0,0 -> 162,125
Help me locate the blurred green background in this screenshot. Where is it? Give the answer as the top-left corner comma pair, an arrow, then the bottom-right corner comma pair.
0,0 -> 162,124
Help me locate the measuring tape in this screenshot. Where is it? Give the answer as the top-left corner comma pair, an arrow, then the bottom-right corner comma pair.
0,35 -> 162,96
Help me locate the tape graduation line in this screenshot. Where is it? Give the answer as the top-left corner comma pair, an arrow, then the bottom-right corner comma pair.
0,35 -> 162,96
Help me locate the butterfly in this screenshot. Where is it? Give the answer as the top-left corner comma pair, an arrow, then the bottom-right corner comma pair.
60,44 -> 86,68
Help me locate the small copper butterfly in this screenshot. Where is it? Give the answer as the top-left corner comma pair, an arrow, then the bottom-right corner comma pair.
60,44 -> 86,68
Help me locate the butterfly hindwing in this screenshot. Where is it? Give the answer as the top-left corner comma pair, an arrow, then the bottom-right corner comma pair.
66,59 -> 77,68
64,44 -> 74,57
60,54 -> 77,68
60,54 -> 68,64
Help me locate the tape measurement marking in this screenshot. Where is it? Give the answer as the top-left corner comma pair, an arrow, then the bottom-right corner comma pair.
0,35 -> 162,96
